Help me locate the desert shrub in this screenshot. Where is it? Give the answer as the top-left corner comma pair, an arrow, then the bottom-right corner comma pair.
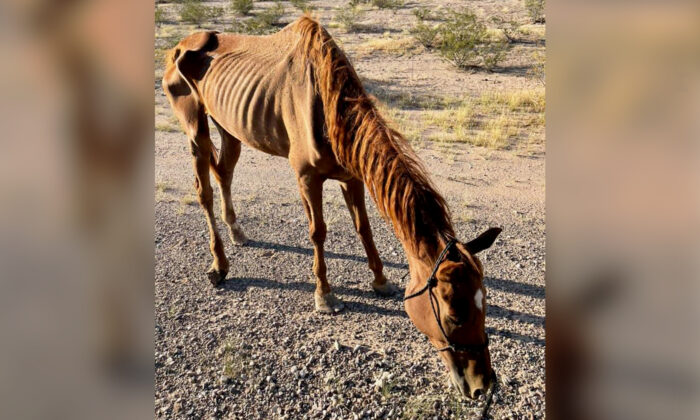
371,0 -> 403,10
227,2 -> 285,35
411,22 -> 439,48
257,1 -> 285,26
475,40 -> 508,70
230,0 -> 254,16
290,0 -> 315,12
414,9 -> 508,71
437,10 -> 508,70
528,50 -> 545,85
180,0 -> 223,25
412,7 -> 433,21
155,6 -> 166,25
490,15 -> 520,43
335,4 -> 366,31
524,0 -> 545,23
210,6 -> 224,19
228,17 -> 273,35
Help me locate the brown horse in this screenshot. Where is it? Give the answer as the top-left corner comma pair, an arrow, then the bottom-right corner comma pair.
162,16 -> 501,398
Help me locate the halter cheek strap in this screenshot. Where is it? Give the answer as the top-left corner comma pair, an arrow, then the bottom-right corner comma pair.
403,239 -> 489,354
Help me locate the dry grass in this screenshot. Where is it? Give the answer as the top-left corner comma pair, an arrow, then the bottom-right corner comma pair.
156,121 -> 180,133
156,115 -> 181,133
518,24 -> 546,41
402,393 -> 471,419
156,182 -> 172,194
181,194 -> 197,205
219,339 -> 252,380
354,37 -> 424,57
156,181 -> 176,203
423,101 -> 477,131
478,89 -> 545,113
379,89 -> 544,150
472,112 -> 520,148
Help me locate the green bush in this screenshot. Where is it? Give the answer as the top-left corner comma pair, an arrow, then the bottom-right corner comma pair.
230,0 -> 254,16
412,7 -> 433,21
155,6 -> 166,25
180,0 -> 223,25
335,4 -> 366,32
371,0 -> 403,10
490,15 -> 520,43
228,1 -> 285,35
290,0 -> 315,12
257,1 -> 285,26
413,9 -> 509,71
524,0 -> 545,23
411,22 -> 439,48
438,11 -> 508,70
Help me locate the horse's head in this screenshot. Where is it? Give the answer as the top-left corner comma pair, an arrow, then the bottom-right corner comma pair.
405,228 -> 501,399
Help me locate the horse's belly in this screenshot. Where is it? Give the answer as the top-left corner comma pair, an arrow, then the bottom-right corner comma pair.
227,120 -> 290,158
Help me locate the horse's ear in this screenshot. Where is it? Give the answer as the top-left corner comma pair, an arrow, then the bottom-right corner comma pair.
464,227 -> 502,254
436,260 -> 466,282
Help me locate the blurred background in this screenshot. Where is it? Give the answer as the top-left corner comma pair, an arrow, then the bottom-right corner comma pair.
0,0 -> 697,418
0,0 -> 153,418
548,1 -> 700,419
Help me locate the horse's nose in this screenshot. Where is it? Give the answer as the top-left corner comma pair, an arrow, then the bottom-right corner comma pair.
471,386 -> 484,399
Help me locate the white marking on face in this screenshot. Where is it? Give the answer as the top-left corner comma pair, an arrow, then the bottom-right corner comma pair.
474,289 -> 484,312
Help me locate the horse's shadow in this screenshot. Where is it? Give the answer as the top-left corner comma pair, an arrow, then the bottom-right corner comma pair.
220,276 -> 406,318
223,240 -> 545,346
246,240 -> 409,270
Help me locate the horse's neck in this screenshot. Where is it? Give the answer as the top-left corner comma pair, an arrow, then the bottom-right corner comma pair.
386,174 -> 453,260
401,234 -> 447,295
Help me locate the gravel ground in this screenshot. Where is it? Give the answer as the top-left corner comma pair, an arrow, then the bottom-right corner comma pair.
155,139 -> 545,419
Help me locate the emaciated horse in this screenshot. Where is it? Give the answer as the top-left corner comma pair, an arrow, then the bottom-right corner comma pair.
162,15 -> 502,398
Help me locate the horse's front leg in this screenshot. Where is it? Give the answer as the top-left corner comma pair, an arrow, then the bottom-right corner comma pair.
189,132 -> 228,286
296,173 -> 344,314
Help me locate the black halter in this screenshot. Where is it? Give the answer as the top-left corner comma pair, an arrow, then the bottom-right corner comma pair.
404,239 -> 490,354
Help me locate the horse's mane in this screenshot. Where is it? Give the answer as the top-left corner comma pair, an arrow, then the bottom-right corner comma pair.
293,16 -> 454,253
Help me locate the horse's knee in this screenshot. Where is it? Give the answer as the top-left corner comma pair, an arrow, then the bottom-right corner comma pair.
310,222 -> 326,245
196,182 -> 214,207
188,140 -> 200,157
356,222 -> 371,237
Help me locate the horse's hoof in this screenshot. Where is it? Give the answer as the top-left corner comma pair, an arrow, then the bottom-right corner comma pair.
206,268 -> 227,286
372,281 -> 399,297
228,223 -> 249,246
315,292 -> 344,314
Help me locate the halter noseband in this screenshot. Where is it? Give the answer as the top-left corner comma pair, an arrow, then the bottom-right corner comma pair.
403,239 -> 490,354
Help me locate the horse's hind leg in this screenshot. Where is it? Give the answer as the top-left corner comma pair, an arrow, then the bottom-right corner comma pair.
296,173 -> 344,314
340,179 -> 397,296
211,120 -> 248,246
186,111 -> 229,286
